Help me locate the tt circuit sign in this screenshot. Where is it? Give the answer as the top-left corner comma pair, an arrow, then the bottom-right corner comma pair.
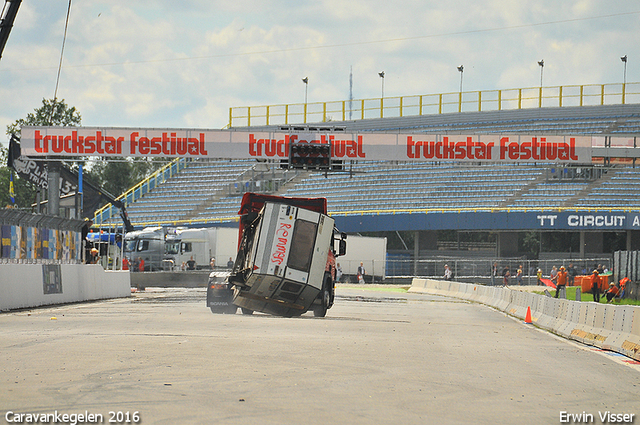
20,126 -> 594,163
536,213 -> 640,230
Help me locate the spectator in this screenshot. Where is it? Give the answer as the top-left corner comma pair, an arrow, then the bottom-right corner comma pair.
537,268 -> 543,285
336,263 -> 343,283
209,257 -> 216,270
604,283 -> 619,303
550,266 -> 558,282
227,257 -> 234,269
502,266 -> 510,287
619,277 -> 630,299
590,270 -> 601,302
555,266 -> 567,298
491,262 -> 498,286
567,263 -> 577,286
444,264 -> 452,281
122,257 -> 129,271
186,256 -> 196,270
516,266 -> 523,285
86,248 -> 100,265
138,257 -> 145,272
357,262 -> 366,284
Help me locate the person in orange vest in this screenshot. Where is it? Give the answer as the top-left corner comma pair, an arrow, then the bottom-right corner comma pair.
122,257 -> 129,271
590,270 -> 601,302
138,257 -> 145,272
604,283 -> 619,303
554,266 -> 568,298
619,277 -> 630,299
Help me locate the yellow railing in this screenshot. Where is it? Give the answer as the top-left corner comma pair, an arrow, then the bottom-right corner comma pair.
229,82 -> 639,128
93,157 -> 190,225
327,205 -> 640,217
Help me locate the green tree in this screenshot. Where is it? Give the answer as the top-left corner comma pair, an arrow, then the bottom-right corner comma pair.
520,231 -> 540,258
90,157 -> 166,197
2,98 -> 82,209
6,98 -> 81,136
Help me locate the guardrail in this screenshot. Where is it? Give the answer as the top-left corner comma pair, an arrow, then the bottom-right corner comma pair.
93,157 -> 191,226
410,278 -> 640,361
228,82 -> 640,128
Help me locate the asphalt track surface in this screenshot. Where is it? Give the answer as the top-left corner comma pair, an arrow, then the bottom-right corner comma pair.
1,285 -> 639,425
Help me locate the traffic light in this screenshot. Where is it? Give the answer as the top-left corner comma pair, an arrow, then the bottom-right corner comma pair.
289,143 -> 331,170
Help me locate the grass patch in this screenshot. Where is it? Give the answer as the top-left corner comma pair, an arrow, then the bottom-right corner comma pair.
533,286 -> 640,305
338,284 -> 410,293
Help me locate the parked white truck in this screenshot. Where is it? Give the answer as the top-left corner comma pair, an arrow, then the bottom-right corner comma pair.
124,226 -> 238,271
165,227 -> 238,270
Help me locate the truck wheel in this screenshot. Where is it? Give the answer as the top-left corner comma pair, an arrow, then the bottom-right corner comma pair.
313,279 -> 331,317
210,305 -> 237,314
241,308 -> 254,315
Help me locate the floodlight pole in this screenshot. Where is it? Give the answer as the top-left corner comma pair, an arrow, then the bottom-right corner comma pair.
457,65 -> 464,112
538,60 -> 544,107
621,55 -> 628,104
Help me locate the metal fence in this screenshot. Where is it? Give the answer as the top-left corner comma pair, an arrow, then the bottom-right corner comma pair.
383,256 -> 612,284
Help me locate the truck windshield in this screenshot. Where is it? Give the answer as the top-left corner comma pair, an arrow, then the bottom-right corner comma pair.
125,240 -> 137,253
165,241 -> 180,255
287,219 -> 317,272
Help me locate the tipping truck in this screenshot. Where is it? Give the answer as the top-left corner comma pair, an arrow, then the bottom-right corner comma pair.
207,192 -> 346,317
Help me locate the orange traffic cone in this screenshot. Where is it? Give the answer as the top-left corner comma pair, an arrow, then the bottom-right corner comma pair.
524,306 -> 532,324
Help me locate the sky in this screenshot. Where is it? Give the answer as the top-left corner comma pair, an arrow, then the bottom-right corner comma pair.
0,0 -> 639,147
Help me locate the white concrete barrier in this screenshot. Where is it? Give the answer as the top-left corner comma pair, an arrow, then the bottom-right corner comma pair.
0,264 -> 130,311
410,278 -> 640,361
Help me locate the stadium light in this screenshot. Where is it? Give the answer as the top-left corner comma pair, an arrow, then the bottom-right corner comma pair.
538,59 -> 544,87
457,65 -> 464,93
378,71 -> 385,98
621,55 -> 628,85
302,77 -> 309,104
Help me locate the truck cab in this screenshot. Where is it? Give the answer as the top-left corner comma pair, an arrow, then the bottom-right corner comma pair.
124,227 -> 166,271
207,193 -> 346,317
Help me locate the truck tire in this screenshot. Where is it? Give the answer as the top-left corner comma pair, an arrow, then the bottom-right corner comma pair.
313,277 -> 332,317
210,305 -> 237,314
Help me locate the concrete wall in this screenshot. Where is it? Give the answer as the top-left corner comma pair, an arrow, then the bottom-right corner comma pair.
130,270 -> 211,289
0,264 -> 130,311
410,278 -> 640,361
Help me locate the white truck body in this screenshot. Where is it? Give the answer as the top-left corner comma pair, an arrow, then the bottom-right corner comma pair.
337,235 -> 387,281
233,202 -> 335,316
125,226 -> 238,271
169,227 -> 238,269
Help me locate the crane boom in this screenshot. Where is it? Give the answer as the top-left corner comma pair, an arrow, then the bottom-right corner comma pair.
0,0 -> 21,62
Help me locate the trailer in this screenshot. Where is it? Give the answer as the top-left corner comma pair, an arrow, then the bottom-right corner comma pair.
124,226 -> 238,271
165,227 -> 238,270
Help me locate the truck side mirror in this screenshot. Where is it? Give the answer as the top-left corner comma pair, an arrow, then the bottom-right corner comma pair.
339,239 -> 346,257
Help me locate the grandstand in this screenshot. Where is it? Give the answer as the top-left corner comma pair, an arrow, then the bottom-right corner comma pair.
96,100 -> 640,261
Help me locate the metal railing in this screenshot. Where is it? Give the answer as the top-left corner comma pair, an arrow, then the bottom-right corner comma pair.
93,157 -> 191,226
229,82 -> 640,128
327,205 -> 640,217
384,257 -> 612,284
